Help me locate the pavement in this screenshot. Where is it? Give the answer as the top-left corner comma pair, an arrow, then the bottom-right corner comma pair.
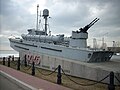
0,65 -> 72,90
0,73 -> 27,90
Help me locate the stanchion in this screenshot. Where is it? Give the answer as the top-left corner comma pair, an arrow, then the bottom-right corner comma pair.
12,55 -> 14,61
3,57 -> 5,65
32,61 -> 35,76
57,65 -> 62,84
8,57 -> 10,67
24,55 -> 27,67
17,57 -> 20,70
108,71 -> 115,90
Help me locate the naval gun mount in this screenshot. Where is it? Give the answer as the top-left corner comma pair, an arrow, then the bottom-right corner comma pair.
79,18 -> 99,33
70,18 -> 99,48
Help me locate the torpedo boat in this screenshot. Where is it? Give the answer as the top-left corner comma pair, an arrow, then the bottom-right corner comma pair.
9,5 -> 113,63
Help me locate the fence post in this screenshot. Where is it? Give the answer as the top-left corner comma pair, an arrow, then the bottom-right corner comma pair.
17,57 -> 20,70
24,55 -> 27,67
3,57 -> 5,65
8,57 -> 10,67
32,61 -> 35,76
12,55 -> 14,61
57,65 -> 62,84
108,71 -> 115,90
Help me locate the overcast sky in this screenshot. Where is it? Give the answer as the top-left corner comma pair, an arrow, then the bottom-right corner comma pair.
0,0 -> 120,50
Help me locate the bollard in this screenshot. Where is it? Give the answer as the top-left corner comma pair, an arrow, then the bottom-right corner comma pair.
3,57 -> 5,65
24,55 -> 27,67
12,55 -> 14,61
32,61 -> 35,76
108,72 -> 115,90
57,65 -> 62,84
8,57 -> 10,67
17,57 -> 20,70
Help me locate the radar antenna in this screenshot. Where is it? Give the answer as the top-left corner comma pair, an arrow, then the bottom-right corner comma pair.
43,9 -> 49,35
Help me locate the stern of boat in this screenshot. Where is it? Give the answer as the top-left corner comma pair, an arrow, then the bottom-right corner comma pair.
88,51 -> 113,62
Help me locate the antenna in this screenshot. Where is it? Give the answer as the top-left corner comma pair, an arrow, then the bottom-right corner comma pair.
113,41 -> 116,47
40,10 -> 41,17
93,38 -> 97,50
48,23 -> 51,36
36,4 -> 39,31
39,10 -> 41,24
39,10 -> 42,30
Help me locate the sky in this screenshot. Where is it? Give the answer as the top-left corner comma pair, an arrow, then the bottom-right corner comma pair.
0,0 -> 120,50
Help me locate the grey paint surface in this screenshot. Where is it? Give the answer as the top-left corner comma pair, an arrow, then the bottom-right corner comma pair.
0,74 -> 26,90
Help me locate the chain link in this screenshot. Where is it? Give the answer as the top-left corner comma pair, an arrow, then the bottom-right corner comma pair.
61,68 -> 109,86
115,75 -> 120,87
11,61 -> 17,66
115,76 -> 120,83
36,67 -> 58,76
21,64 -> 32,71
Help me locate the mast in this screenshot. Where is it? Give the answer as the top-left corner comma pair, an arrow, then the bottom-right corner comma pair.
43,9 -> 49,35
36,4 -> 39,31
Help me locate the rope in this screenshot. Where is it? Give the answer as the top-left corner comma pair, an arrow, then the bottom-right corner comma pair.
61,68 -> 109,86
36,67 -> 58,76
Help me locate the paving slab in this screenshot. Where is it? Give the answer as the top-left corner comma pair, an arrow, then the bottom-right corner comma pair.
0,65 -> 72,90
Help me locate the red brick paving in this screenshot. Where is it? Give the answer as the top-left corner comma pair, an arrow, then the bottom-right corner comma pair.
0,65 -> 72,90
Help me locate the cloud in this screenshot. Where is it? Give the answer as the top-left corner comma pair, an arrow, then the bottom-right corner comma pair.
0,0 -> 120,50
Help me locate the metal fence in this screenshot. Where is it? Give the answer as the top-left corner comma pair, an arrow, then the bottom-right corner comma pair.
2,56 -> 120,90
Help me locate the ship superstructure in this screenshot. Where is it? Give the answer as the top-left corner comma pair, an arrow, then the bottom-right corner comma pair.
9,5 -> 113,63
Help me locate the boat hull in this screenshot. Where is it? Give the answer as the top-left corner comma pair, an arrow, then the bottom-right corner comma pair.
9,38 -> 113,62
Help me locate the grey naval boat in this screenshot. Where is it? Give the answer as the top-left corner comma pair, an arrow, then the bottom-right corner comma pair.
9,5 -> 113,63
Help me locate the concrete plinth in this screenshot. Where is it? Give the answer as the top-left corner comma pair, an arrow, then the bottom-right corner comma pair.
19,51 -> 120,85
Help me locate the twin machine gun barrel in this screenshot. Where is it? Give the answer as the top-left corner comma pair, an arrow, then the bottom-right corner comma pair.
79,18 -> 99,33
